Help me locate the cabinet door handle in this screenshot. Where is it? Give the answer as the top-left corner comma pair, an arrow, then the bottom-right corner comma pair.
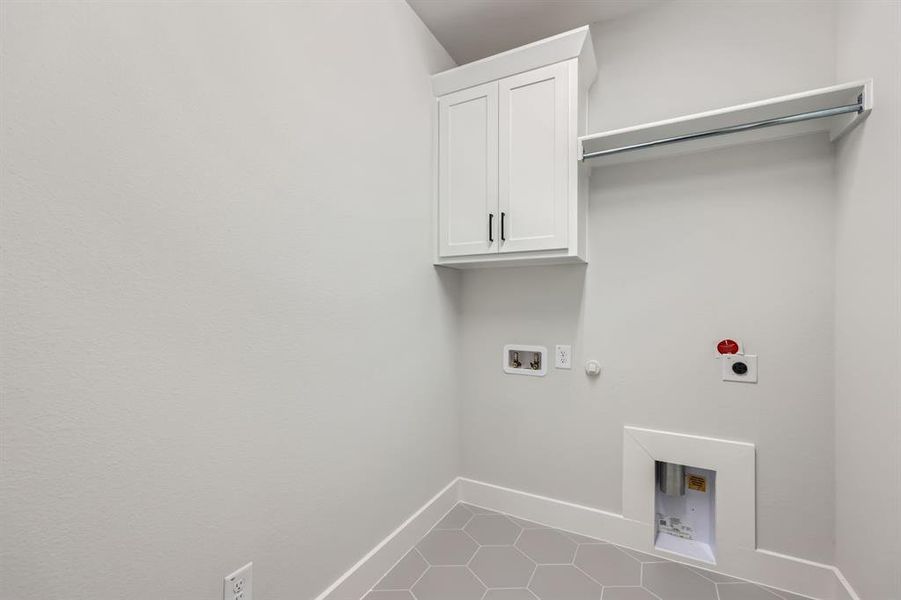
488,213 -> 494,243
501,212 -> 506,241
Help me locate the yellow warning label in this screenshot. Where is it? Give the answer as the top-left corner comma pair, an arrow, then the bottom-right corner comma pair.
687,475 -> 707,492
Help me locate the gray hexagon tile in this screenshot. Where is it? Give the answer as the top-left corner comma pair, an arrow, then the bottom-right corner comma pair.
643,562 -> 717,600
507,515 -> 549,529
360,503 -> 825,600
469,546 -> 535,588
484,590 -> 539,600
434,504 -> 473,530
411,566 -> 485,600
617,547 -> 669,563
687,565 -> 741,583
363,591 -> 415,600
416,530 -> 478,565
564,531 -> 603,543
529,564 -> 602,600
601,587 -> 659,600
516,528 -> 577,564
461,503 -> 499,515
373,550 -> 428,590
762,586 -> 811,600
574,544 -> 641,585
464,514 -> 522,545
717,583 -> 785,600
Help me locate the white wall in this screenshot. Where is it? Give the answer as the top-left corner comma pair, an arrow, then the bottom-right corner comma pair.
0,2 -> 459,599
834,2 -> 901,598
459,0 -> 840,564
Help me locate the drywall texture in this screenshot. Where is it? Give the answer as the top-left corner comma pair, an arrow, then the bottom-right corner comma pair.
459,0 -> 839,564
834,2 -> 901,598
0,2 -> 458,599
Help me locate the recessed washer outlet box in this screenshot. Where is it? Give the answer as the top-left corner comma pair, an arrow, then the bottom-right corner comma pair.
503,344 -> 547,377
622,427 -> 755,570
655,462 -> 716,564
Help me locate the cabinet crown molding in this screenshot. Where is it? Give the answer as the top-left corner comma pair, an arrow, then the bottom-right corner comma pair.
431,26 -> 596,98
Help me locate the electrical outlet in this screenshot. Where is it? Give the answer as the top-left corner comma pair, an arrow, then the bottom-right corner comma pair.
722,354 -> 757,383
224,563 -> 252,600
555,345 -> 572,369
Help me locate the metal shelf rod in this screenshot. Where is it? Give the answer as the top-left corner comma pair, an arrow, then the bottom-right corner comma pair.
581,102 -> 863,161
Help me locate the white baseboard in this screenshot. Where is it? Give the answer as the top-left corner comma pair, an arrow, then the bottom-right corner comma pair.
315,476 -> 859,600
457,478 -> 859,600
314,478 -> 460,600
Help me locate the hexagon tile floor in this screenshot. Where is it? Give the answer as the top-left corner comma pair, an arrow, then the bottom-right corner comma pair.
361,503 -> 814,600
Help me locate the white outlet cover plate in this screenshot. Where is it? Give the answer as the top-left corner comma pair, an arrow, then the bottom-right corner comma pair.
555,345 -> 572,369
224,562 -> 253,600
722,354 -> 757,383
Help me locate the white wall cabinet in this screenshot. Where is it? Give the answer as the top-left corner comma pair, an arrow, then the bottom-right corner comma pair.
432,27 -> 596,268
498,62 -> 571,254
438,82 -> 498,257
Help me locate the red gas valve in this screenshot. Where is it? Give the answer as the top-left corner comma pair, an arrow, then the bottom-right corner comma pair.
716,338 -> 741,355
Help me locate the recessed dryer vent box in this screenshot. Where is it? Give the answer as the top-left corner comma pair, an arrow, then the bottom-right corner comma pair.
655,461 -> 716,564
503,345 -> 547,377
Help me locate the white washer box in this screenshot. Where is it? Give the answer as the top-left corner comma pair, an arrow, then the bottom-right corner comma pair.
622,426 -> 756,566
502,344 -> 547,377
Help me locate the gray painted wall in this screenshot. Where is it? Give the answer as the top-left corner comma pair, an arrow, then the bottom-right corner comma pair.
3,1 -> 899,598
834,2 -> 901,597
459,0 -> 840,564
0,2 -> 459,599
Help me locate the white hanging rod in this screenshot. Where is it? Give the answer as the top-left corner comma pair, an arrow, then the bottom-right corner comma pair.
581,100 -> 863,161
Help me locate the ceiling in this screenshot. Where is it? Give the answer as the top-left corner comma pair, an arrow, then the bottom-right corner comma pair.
407,0 -> 661,65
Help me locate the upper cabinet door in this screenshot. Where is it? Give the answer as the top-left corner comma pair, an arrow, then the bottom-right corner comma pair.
498,62 -> 570,253
438,82 -> 499,258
